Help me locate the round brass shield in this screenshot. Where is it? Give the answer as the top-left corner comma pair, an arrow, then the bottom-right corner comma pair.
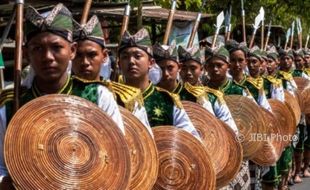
284,90 -> 301,126
302,88 -> 310,114
217,120 -> 243,188
152,126 -> 216,190
224,95 -> 267,159
251,108 -> 283,166
294,77 -> 310,111
181,101 -> 232,188
4,95 -> 131,189
268,99 -> 295,147
119,107 -> 159,190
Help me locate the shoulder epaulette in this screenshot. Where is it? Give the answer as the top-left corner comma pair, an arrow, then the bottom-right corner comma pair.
155,87 -> 183,109
205,86 -> 225,104
0,87 -> 28,107
110,82 -> 144,112
265,75 -> 282,87
0,88 -> 14,107
245,77 -> 264,90
231,80 -> 246,89
72,75 -> 114,92
278,71 -> 293,81
184,82 -> 206,98
304,68 -> 310,76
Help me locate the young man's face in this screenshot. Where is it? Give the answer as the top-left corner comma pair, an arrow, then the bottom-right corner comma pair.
180,60 -> 202,85
267,58 -> 278,75
304,55 -> 310,68
247,56 -> 261,78
119,47 -> 153,82
25,32 -> 76,83
229,50 -> 247,77
157,59 -> 180,86
72,40 -> 107,80
294,55 -> 305,70
279,55 -> 293,71
259,59 -> 268,76
205,57 -> 229,82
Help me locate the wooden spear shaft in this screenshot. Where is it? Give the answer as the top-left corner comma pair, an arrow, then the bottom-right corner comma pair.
290,32 -> 294,49
163,0 -> 176,45
187,13 -> 201,48
242,10 -> 246,43
305,35 -> 309,49
249,30 -> 256,49
264,33 -> 270,51
120,4 -> 130,39
298,33 -> 302,49
80,0 -> 92,25
13,0 -> 24,113
261,19 -> 264,50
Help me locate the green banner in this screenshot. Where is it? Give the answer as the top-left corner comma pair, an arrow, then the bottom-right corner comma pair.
0,52 -> 4,69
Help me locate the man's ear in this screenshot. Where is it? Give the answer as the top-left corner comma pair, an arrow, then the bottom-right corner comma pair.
102,48 -> 109,64
70,42 -> 77,60
149,57 -> 155,69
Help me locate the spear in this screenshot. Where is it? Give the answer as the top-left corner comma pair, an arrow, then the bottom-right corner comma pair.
305,30 -> 309,49
187,0 -> 207,48
211,11 -> 225,49
120,1 -> 131,39
0,5 -> 16,90
290,20 -> 295,49
13,0 -> 24,113
80,0 -> 93,25
284,28 -> 291,50
241,0 -> 246,43
224,2 -> 232,42
296,18 -> 302,49
163,0 -> 176,45
260,7 -> 265,50
249,9 -> 264,48
112,1 -> 132,82
264,21 -> 271,51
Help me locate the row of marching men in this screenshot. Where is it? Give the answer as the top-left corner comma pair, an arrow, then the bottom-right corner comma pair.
0,3 -> 309,190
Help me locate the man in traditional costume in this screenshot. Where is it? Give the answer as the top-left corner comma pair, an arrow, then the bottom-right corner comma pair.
203,45 -> 251,190
71,15 -> 151,130
0,3 -> 124,186
179,45 -> 239,133
276,49 -> 297,189
117,28 -> 200,139
153,43 -> 214,115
